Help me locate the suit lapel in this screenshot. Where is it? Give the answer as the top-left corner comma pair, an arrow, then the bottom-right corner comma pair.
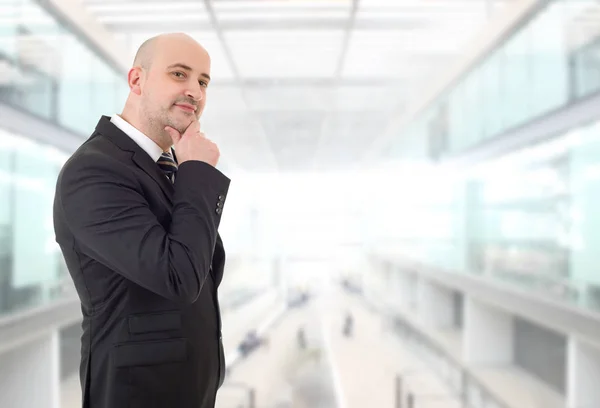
95,116 -> 174,205
132,151 -> 174,204
96,116 -> 225,282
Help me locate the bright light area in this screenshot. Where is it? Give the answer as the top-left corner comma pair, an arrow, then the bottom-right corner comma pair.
468,126 -> 586,181
97,13 -> 210,23
86,2 -> 207,13
217,10 -> 350,21
214,0 -> 352,11
225,30 -> 345,77
218,164 -> 464,260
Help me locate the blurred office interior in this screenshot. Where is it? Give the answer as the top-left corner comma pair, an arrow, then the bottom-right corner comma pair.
2,0 -> 600,407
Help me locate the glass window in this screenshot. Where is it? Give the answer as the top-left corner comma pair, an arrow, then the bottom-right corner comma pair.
0,128 -> 68,316
376,116 -> 600,314
572,39 -> 600,99
564,0 -> 600,99
399,0 -> 600,162
462,70 -> 481,149
91,54 -> 116,120
0,130 -> 13,313
12,141 -> 59,293
568,121 -> 600,310
529,0 -> 569,118
502,24 -> 531,130
470,164 -> 570,299
448,82 -> 466,153
17,0 -> 61,120
58,32 -> 93,134
0,0 -> 18,59
1,0 -> 126,135
463,119 -> 600,312
480,50 -> 504,140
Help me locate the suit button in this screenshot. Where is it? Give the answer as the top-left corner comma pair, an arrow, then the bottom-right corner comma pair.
216,202 -> 222,207
218,195 -> 225,201
216,208 -> 222,214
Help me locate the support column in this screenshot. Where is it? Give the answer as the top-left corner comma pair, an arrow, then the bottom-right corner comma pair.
463,297 -> 513,364
567,337 -> 600,408
393,269 -> 414,312
0,330 -> 60,408
417,279 -> 454,329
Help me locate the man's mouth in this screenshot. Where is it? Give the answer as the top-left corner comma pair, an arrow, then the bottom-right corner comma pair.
174,103 -> 196,113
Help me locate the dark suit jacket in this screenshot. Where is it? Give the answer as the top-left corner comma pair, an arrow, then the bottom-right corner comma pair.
53,116 -> 231,408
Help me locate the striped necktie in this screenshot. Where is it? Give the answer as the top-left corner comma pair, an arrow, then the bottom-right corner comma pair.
157,151 -> 178,183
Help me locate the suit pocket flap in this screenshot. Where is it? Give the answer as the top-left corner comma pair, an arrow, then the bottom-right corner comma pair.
128,311 -> 181,334
112,338 -> 187,367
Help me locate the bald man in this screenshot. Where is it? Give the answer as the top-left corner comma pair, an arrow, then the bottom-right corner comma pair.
53,33 -> 230,408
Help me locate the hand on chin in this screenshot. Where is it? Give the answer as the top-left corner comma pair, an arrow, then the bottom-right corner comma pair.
168,113 -> 194,133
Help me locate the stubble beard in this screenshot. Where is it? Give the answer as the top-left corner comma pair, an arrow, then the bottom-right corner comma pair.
142,102 -> 184,148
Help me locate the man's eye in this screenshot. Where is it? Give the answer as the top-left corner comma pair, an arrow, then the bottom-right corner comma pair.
173,72 -> 185,78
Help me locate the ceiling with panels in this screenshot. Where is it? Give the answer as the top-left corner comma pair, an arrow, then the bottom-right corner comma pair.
80,0 -> 517,172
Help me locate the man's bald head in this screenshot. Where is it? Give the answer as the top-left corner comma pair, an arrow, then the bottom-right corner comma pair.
132,37 -> 156,69
132,33 -> 205,70
123,32 -> 211,150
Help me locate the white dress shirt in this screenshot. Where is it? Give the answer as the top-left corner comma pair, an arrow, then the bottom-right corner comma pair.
110,114 -> 164,162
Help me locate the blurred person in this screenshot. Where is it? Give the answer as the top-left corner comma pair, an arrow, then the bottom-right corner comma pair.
296,326 -> 306,349
53,33 -> 230,408
343,311 -> 354,337
237,329 -> 266,357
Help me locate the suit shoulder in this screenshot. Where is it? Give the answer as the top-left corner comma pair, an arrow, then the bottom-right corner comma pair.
57,135 -> 134,186
62,133 -> 127,170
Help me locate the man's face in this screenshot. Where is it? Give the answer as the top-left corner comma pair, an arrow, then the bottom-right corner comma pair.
138,38 -> 211,142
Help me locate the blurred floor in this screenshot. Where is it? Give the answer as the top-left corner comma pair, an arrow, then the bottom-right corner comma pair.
322,289 -> 461,408
220,285 -> 462,408
62,287 -> 463,408
217,299 -> 337,408
60,290 -> 282,408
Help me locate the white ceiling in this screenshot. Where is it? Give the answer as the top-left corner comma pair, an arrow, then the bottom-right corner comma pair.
80,0 -> 518,172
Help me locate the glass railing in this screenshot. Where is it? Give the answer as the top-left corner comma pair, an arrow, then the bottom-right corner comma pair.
0,0 -> 131,319
0,0 -> 128,136
370,116 -> 600,316
393,317 -> 509,408
0,127 -> 72,319
357,289 -> 511,408
391,0 -> 600,160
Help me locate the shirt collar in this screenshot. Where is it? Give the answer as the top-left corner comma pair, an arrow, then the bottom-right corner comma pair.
110,114 -> 164,162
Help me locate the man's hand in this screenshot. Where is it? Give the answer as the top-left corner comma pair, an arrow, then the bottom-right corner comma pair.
164,120 -> 220,167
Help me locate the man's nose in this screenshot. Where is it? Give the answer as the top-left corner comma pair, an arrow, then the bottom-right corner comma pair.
185,85 -> 203,102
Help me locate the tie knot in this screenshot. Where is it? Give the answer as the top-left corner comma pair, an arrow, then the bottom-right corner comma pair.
157,152 -> 177,182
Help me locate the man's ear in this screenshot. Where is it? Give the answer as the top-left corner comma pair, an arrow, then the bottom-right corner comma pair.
128,67 -> 143,95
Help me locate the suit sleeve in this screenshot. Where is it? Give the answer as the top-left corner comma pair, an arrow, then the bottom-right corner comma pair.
57,154 -> 230,304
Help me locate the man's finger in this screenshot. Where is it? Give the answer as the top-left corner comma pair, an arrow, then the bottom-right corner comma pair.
184,119 -> 200,135
164,126 -> 181,144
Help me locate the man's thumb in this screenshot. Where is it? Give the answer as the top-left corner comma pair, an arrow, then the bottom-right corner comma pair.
164,126 -> 181,144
